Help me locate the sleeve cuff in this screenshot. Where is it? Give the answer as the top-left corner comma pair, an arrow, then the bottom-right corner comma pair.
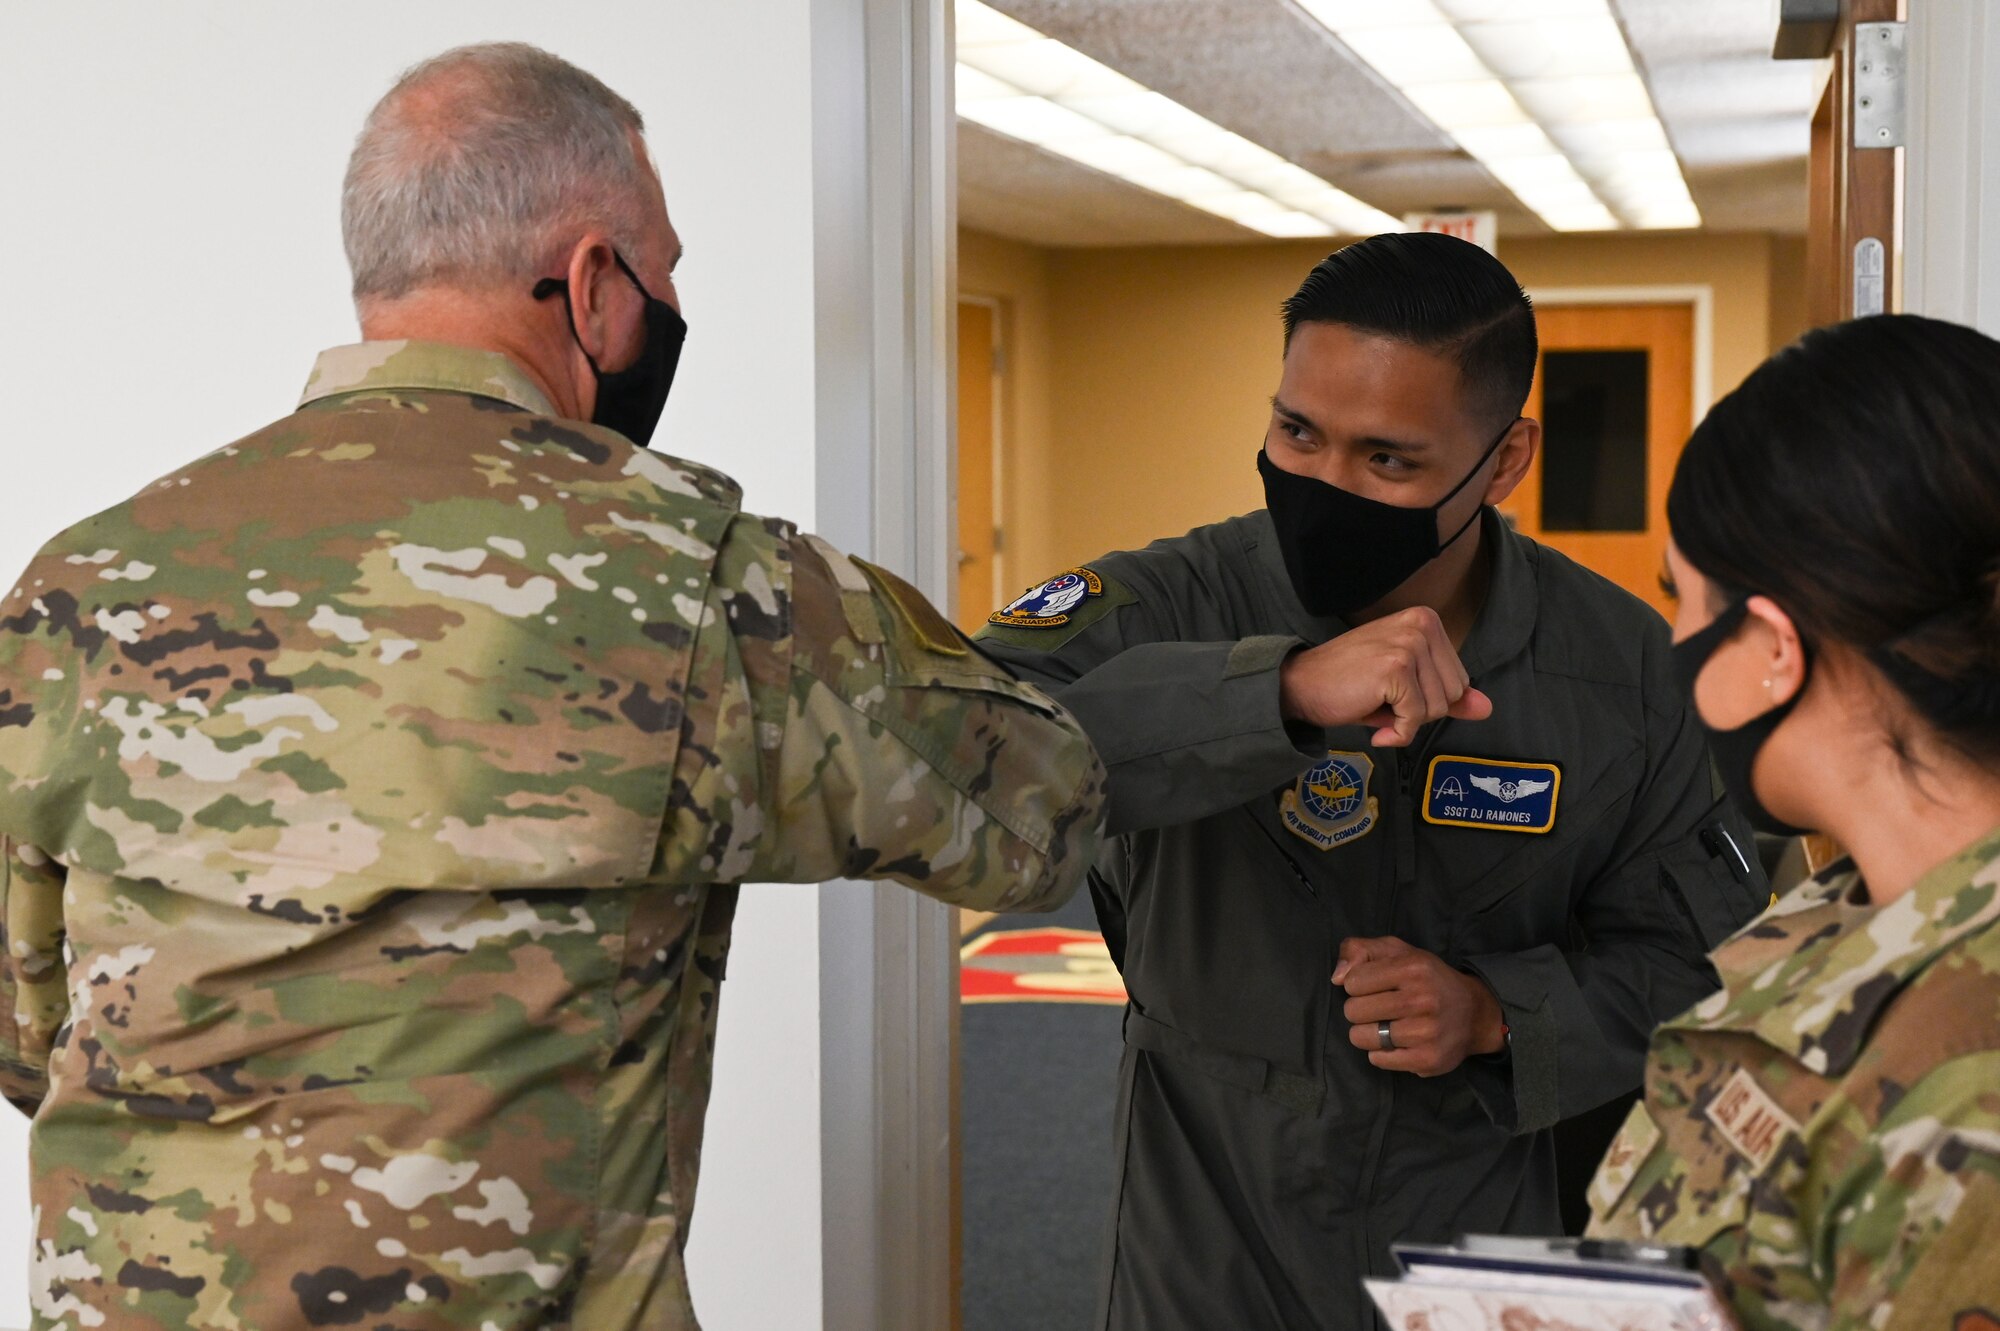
1224,634 -> 1325,758
1459,950 -> 1563,1135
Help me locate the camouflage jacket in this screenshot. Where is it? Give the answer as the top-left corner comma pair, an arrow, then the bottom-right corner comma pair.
0,340 -> 1106,1330
1588,825 -> 2000,1330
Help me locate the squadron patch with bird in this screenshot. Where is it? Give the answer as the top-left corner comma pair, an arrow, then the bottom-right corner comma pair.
976,566 -> 1135,652
1280,751 -> 1379,850
1423,755 -> 1562,833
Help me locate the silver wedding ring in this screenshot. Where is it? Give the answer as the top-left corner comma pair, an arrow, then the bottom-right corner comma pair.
1377,1020 -> 1396,1051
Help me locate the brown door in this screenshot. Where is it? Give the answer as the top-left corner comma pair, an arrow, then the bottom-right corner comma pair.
955,301 -> 1000,633
1500,303 -> 1694,622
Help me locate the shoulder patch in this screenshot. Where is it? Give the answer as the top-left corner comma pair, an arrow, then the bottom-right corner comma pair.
855,559 -> 967,658
989,569 -> 1103,629
976,567 -> 1134,652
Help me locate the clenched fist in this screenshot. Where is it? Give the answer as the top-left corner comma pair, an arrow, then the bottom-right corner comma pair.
1279,607 -> 1493,746
1333,935 -> 1506,1078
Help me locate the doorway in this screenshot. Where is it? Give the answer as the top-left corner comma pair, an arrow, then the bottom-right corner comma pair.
956,298 -> 1003,635
1501,297 -> 1704,620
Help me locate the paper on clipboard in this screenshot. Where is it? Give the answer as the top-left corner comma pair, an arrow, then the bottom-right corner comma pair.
1364,1237 -> 1735,1331
1365,1277 -> 1733,1331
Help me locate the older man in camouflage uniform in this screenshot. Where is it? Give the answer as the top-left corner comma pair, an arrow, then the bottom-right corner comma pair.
0,44 -> 1105,1330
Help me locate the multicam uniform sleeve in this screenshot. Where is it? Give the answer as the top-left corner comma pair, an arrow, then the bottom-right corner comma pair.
1,834 -> 66,1116
655,516 -> 1107,912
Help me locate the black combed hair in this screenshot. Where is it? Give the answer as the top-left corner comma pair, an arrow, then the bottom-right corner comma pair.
1281,231 -> 1538,427
1670,313 -> 2000,764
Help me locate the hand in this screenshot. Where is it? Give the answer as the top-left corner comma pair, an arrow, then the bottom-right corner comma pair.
1279,607 -> 1493,746
1333,936 -> 1506,1077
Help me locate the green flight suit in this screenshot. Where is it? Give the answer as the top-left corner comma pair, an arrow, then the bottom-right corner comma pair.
977,508 -> 1767,1331
0,341 -> 1107,1331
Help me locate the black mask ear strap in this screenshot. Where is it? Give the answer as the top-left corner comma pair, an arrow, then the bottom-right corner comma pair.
1434,417 -> 1519,551
531,274 -> 603,378
533,255 -> 653,376
1681,597 -> 1816,716
1680,597 -> 1753,659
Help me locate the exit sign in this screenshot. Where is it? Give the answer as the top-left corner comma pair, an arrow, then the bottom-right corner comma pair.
1403,211 -> 1498,253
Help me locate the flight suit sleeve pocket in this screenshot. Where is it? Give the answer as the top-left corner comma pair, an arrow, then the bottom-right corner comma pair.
1659,837 -> 1756,953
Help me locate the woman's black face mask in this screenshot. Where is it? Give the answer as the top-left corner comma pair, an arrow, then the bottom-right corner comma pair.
533,251 -> 686,449
1258,418 -> 1515,618
1669,597 -> 1815,837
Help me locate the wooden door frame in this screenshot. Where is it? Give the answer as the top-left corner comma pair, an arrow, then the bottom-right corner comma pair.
1524,285 -> 1715,420
956,293 -> 1008,620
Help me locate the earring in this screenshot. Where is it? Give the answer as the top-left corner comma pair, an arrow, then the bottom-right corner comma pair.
1762,679 -> 1772,690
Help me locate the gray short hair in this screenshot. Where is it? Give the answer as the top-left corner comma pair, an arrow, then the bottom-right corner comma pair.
342,43 -> 651,302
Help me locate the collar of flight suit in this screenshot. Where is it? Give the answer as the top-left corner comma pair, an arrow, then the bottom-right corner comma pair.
1246,505 -> 1539,679
299,340 -> 560,417
1673,823 -> 2000,1076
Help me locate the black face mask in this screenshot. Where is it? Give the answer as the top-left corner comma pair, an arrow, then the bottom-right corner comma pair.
1258,419 -> 1514,618
1670,597 -> 1814,837
533,251 -> 686,448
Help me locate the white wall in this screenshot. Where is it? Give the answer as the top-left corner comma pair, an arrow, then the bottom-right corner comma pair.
0,4 -> 833,1326
1905,0 -> 2000,333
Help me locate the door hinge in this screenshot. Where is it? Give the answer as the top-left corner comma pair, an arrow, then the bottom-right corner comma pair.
1854,21 -> 1907,149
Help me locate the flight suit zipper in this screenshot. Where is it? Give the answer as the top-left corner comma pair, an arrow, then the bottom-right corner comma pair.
1391,724 -> 1447,894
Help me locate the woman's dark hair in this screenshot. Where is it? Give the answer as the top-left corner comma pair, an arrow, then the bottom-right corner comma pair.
1282,232 -> 1537,428
1669,313 -> 2000,761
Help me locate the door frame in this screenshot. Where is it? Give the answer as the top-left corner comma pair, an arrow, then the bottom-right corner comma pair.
956,293 -> 1008,619
813,1 -> 959,1329
1523,285 -> 1716,422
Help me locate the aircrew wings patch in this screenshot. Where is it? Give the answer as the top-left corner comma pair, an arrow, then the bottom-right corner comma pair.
1423,755 -> 1561,834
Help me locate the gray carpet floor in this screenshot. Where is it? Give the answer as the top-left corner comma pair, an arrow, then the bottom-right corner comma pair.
961,890 -> 1125,1331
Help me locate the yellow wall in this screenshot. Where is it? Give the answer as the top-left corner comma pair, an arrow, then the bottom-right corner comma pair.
1768,235 -> 1810,351
959,230 -> 1059,603
958,229 -> 1805,609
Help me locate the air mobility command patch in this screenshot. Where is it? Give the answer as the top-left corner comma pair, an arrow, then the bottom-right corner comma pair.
1281,751 -> 1379,850
1423,755 -> 1561,833
976,566 -> 1134,651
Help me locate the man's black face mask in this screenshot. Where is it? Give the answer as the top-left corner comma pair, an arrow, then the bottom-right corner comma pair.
1258,417 -> 1514,618
533,251 -> 685,449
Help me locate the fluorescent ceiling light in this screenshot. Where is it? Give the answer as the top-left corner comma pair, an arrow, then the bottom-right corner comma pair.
956,0 -> 1400,239
1295,0 -> 1700,232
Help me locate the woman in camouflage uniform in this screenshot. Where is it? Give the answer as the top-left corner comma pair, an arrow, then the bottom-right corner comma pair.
1587,314 -> 2000,1328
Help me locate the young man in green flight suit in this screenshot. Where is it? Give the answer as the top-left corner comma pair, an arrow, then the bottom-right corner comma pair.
977,233 -> 1768,1331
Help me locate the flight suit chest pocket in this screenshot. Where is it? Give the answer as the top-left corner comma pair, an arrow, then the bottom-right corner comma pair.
1432,743 -> 1643,943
